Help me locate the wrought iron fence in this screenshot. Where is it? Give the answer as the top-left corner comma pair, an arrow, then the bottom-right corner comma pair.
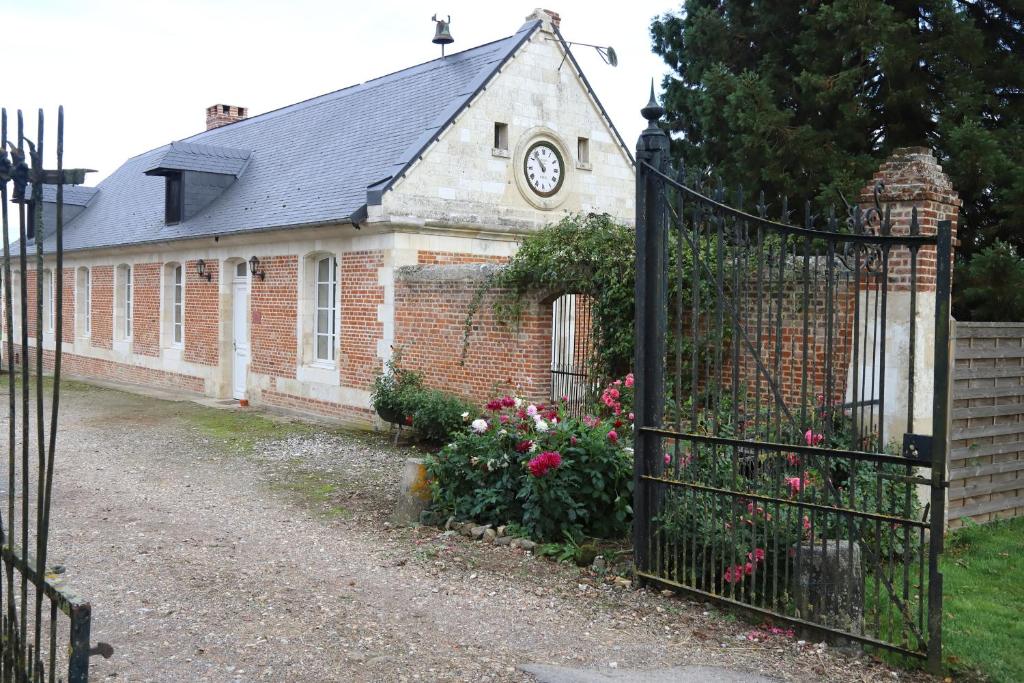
0,107 -> 101,682
632,92 -> 950,672
549,293 -> 596,415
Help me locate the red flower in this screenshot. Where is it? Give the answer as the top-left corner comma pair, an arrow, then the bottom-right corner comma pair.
499,414 -> 510,424
516,410 -> 527,419
570,436 -> 577,446
500,395 -> 516,408
614,419 -> 623,428
528,451 -> 562,477
515,440 -> 533,453
607,430 -> 619,443
748,548 -> 766,563
786,453 -> 800,467
404,416 -> 413,426
545,410 -> 558,421
486,399 -> 503,411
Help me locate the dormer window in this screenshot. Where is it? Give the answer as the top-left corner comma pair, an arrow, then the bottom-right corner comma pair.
165,172 -> 183,224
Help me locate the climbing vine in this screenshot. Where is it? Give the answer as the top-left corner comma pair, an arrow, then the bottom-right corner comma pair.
461,212 -> 722,392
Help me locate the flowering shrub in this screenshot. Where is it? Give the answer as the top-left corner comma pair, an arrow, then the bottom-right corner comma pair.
656,392 -> 921,597
370,353 -> 474,444
425,378 -> 636,542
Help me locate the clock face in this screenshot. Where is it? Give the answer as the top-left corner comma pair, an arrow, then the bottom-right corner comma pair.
524,142 -> 564,197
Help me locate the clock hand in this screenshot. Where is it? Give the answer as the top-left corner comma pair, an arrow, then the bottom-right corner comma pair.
537,156 -> 547,173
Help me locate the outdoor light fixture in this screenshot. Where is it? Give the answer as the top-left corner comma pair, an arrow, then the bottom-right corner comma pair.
195,259 -> 212,282
249,255 -> 266,281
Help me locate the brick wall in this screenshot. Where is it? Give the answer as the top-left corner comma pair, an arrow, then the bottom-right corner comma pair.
250,255 -> 298,379
90,265 -> 113,349
12,345 -> 204,393
132,263 -> 161,356
184,259 -> 219,366
394,264 -> 552,404
339,251 -> 384,388
25,269 -> 37,338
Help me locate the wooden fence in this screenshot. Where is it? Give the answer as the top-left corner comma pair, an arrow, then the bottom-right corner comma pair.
948,321 -> 1024,527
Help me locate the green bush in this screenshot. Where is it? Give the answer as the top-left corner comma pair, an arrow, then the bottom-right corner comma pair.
407,388 -> 475,445
371,354 -> 473,445
425,377 -> 635,542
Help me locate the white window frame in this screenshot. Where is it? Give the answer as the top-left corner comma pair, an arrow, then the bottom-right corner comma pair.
313,255 -> 338,365
172,264 -> 183,347
43,269 -> 54,334
125,265 -> 133,339
76,267 -> 91,338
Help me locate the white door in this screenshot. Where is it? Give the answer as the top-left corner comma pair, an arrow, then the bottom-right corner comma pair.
232,277 -> 250,399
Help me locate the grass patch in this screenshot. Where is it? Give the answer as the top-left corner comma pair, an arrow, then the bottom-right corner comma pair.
940,517 -> 1024,682
269,469 -> 351,520
181,406 -> 314,454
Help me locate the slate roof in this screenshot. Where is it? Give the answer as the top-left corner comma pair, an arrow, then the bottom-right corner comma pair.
143,141 -> 253,177
41,20 -> 541,253
31,184 -> 98,207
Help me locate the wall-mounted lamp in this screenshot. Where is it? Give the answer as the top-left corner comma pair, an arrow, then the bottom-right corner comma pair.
249,255 -> 266,281
195,259 -> 212,282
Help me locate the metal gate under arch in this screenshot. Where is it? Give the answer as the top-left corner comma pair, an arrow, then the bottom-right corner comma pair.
631,94 -> 949,671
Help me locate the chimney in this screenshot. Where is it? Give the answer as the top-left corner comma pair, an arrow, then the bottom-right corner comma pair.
526,8 -> 561,31
205,104 -> 248,131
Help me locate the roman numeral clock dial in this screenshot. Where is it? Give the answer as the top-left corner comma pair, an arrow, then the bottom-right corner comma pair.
524,141 -> 564,198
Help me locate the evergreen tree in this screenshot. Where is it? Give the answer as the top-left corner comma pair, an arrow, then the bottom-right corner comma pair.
651,1 -> 1024,260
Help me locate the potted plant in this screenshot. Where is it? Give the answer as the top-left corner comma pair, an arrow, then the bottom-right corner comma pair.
371,353 -> 423,426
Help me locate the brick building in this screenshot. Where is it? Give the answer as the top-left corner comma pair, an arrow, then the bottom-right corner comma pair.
7,10 -> 635,426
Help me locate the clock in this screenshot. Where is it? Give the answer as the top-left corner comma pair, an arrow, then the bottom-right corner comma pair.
523,141 -> 565,197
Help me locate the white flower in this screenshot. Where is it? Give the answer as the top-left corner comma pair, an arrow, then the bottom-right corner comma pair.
498,429 -> 508,436
461,411 -> 470,421
471,418 -> 488,434
551,417 -> 559,424
514,397 -> 523,408
529,442 -> 539,453
526,404 -> 538,416
534,419 -> 549,432
624,447 -> 635,456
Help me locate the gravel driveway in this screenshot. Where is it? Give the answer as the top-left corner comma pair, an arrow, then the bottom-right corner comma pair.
23,380 -> 927,682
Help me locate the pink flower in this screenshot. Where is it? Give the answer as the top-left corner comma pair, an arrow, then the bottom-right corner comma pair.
748,548 -> 766,563
787,453 -> 800,466
723,566 -> 740,584
608,388 -> 620,400
607,430 -> 619,443
486,399 -> 503,411
528,451 -> 562,477
802,515 -> 811,531
628,412 -> 635,422
569,436 -> 577,446
804,429 -> 824,446
582,415 -> 599,428
664,453 -> 671,465
499,414 -> 510,424
744,562 -> 754,576
786,476 -> 804,496
625,373 -> 634,388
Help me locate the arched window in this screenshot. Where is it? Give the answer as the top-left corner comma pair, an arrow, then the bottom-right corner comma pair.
314,255 -> 338,363
163,263 -> 184,347
115,264 -> 132,340
76,267 -> 91,338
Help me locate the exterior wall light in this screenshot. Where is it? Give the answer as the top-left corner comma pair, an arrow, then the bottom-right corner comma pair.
195,259 -> 212,282
249,255 -> 266,281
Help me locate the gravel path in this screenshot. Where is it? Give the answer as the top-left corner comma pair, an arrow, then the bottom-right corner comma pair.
26,381 -> 929,682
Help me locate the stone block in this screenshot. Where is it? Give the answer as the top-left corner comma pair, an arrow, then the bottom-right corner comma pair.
391,458 -> 431,526
792,539 -> 864,633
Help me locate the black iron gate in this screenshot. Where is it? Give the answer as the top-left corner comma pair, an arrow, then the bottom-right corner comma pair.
549,293 -> 595,414
632,91 -> 950,671
0,107 -> 100,682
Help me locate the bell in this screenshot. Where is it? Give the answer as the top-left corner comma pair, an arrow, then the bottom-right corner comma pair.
432,15 -> 454,45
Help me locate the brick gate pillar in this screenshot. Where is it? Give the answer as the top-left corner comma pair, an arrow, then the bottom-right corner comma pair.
856,147 -> 960,443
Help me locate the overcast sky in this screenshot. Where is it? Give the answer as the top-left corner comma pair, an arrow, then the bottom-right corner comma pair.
5,0 -> 678,185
